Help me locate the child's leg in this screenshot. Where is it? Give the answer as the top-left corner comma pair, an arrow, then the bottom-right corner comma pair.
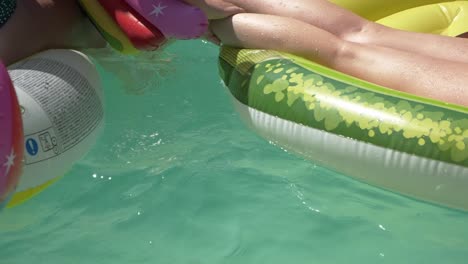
211,14 -> 468,107
225,0 -> 365,37
221,0 -> 468,64
0,0 -> 105,65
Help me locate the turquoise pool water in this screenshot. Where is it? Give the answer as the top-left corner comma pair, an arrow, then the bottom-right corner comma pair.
1,41 -> 468,264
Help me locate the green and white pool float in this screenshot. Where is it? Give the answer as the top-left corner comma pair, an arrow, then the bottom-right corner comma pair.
219,1 -> 468,210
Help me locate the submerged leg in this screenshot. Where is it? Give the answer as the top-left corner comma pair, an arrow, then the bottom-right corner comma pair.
211,14 -> 468,106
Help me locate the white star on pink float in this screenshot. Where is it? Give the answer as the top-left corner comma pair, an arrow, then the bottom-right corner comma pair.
3,148 -> 15,176
149,2 -> 167,17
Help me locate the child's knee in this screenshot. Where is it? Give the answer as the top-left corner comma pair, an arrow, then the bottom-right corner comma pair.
338,20 -> 378,44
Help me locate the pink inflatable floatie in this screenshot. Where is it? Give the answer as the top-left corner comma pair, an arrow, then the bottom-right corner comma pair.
124,0 -> 208,39
0,62 -> 23,209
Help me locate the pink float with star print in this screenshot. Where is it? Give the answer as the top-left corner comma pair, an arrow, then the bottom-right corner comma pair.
124,0 -> 208,39
0,62 -> 23,209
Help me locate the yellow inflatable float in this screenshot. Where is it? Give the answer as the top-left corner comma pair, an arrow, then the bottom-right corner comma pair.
219,1 -> 468,210
330,0 -> 464,22
376,1 -> 468,36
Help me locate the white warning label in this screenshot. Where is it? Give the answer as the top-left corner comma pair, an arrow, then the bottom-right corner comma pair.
9,58 -> 103,159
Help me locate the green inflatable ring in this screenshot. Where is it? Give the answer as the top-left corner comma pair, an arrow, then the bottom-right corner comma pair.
218,2 -> 468,211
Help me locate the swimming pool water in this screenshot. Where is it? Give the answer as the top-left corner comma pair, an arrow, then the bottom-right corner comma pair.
1,41 -> 467,264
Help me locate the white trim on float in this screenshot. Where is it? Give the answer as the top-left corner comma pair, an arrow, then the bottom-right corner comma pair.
230,96 -> 468,211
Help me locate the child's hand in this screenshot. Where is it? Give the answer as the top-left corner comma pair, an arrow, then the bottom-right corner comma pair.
182,0 -> 244,20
